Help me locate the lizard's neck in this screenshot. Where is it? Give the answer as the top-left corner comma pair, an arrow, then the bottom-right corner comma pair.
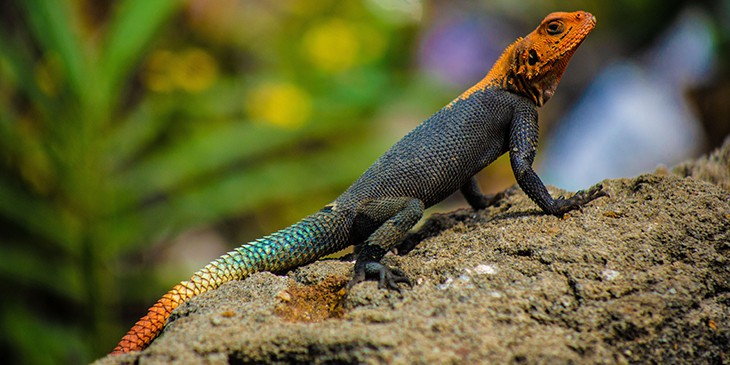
454,40 -> 561,106
470,40 -> 573,107
483,41 -> 529,99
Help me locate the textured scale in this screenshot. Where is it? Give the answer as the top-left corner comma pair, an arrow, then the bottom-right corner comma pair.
112,11 -> 599,354
339,88 -> 525,209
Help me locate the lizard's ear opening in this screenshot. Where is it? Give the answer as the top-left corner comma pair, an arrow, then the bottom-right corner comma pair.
527,49 -> 539,66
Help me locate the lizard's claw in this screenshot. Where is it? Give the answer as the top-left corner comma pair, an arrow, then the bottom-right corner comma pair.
482,190 -> 508,209
553,183 -> 608,216
346,269 -> 366,290
377,265 -> 411,292
574,183 -> 608,202
347,262 -> 411,292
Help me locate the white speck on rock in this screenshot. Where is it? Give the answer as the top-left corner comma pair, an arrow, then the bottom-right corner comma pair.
473,264 -> 498,275
601,269 -> 620,281
437,277 -> 454,290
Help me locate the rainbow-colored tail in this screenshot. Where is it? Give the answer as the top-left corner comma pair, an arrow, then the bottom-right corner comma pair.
111,209 -> 349,354
112,282 -> 194,353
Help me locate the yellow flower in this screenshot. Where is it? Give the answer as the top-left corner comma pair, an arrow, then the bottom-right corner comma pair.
142,48 -> 219,93
302,19 -> 360,73
172,48 -> 219,93
246,82 -> 311,129
142,50 -> 176,92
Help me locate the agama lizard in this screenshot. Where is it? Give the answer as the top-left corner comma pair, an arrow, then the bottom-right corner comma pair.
112,10 -> 602,354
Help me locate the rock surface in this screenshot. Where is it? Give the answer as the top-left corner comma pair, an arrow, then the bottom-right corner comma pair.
97,139 -> 730,365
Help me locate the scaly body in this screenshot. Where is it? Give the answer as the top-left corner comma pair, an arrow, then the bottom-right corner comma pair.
113,11 -> 602,354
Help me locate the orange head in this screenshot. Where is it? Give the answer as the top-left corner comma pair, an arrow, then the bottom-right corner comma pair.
464,11 -> 596,106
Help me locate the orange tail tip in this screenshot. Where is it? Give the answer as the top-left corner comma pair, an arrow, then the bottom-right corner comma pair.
111,283 -> 193,354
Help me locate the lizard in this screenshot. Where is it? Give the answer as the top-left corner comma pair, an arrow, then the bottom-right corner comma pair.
112,10 -> 602,354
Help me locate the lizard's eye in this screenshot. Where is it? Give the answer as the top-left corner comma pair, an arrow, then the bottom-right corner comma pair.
527,49 -> 539,66
546,20 -> 564,35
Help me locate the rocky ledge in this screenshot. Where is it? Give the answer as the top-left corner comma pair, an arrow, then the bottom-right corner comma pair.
97,139 -> 729,365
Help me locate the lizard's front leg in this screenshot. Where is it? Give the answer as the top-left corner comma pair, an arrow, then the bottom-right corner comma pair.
349,197 -> 424,291
509,106 -> 606,216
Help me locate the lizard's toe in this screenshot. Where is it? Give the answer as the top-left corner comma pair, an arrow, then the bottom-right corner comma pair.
349,261 -> 411,292
578,183 -> 608,202
378,266 -> 412,292
346,270 -> 367,290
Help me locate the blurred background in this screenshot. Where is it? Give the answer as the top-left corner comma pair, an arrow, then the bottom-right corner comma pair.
0,0 -> 728,363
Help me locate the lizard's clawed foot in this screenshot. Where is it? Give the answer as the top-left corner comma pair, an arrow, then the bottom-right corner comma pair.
464,188 -> 508,210
552,183 -> 608,216
347,262 -> 412,292
476,191 -> 508,210
573,183 -> 608,204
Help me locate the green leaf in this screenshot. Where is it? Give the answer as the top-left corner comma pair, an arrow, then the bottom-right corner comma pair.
102,97 -> 174,169
118,122 -> 296,197
0,244 -> 84,303
99,0 -> 184,107
116,118 -> 359,204
19,0 -> 88,101
0,31 -> 53,115
113,138 -> 383,252
0,176 -> 74,251
0,108 -> 25,158
1,304 -> 89,365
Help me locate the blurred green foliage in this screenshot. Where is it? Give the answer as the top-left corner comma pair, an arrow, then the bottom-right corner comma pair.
0,0 -> 726,364
0,1 -> 187,363
0,1 -> 419,363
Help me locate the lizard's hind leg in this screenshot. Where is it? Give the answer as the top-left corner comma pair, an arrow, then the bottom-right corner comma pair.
460,176 -> 507,210
349,197 -> 424,291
